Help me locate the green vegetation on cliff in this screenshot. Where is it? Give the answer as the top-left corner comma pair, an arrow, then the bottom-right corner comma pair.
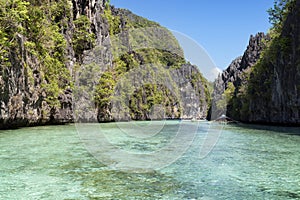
0,0 -> 98,111
96,6 -> 210,121
267,0 -> 296,32
0,0 -> 74,108
0,0 -> 211,126
73,15 -> 96,61
223,0 -> 300,124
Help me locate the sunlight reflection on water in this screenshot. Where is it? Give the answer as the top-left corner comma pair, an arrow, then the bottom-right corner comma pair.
0,123 -> 299,199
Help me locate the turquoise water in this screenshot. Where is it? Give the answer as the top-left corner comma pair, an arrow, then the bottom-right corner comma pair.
0,122 -> 299,199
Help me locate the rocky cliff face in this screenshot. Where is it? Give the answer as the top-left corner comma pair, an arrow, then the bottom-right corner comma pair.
0,0 -> 210,128
0,0 -> 108,129
75,7 -> 210,122
212,33 -> 269,120
214,0 -> 300,125
245,0 -> 300,124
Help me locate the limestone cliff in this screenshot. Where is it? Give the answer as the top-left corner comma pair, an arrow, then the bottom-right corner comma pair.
75,6 -> 210,122
212,33 -> 269,120
0,0 -> 210,128
0,0 -> 109,128
245,0 -> 300,124
213,0 -> 300,125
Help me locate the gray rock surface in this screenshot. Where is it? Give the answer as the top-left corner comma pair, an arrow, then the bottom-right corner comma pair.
212,33 -> 269,120
0,0 -> 210,128
213,0 -> 300,125
0,0 -> 108,128
247,0 -> 300,124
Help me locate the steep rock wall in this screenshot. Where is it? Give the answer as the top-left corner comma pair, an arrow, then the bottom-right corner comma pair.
76,7 -> 210,122
0,0 -> 109,128
246,0 -> 300,124
212,33 -> 269,120
213,0 -> 300,125
0,0 -> 210,128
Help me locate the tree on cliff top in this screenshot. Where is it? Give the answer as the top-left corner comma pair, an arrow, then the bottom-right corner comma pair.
268,0 -> 296,31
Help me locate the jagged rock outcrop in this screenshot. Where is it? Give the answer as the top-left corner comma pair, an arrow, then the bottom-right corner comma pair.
213,0 -> 300,125
245,0 -> 300,124
212,33 -> 269,120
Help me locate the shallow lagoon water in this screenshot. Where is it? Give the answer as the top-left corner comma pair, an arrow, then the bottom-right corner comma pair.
0,122 -> 299,199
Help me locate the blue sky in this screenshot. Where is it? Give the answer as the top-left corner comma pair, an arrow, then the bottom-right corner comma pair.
110,0 -> 273,73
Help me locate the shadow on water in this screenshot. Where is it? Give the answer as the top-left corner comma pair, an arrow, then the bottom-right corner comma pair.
226,123 -> 300,136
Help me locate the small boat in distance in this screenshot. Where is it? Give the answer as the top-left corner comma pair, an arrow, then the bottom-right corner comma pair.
214,114 -> 239,124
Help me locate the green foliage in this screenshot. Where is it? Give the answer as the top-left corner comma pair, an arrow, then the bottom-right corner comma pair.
94,71 -> 116,108
191,72 -> 211,106
201,75 -> 212,106
226,69 -> 251,120
25,1 -> 72,108
120,9 -> 160,29
73,15 -> 96,61
115,52 -> 139,74
0,0 -> 29,34
105,0 -> 111,9
225,82 -> 235,98
103,6 -> 121,35
0,0 -> 30,64
133,48 -> 185,69
216,82 -> 235,111
95,6 -> 211,120
0,0 -> 73,108
129,83 -> 179,119
112,48 -> 185,77
50,0 -> 72,32
267,0 -> 296,33
225,0 -> 297,120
